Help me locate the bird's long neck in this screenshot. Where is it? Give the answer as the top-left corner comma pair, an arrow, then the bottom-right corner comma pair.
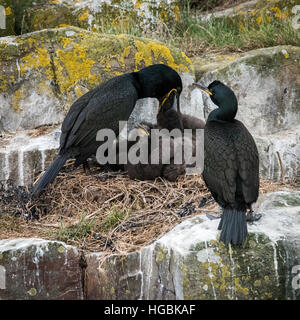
208,100 -> 238,123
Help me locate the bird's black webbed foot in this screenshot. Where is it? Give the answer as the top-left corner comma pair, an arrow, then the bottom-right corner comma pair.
246,210 -> 262,223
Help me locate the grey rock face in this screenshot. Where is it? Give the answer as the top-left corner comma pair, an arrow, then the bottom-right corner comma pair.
0,238 -> 84,300
0,128 -> 60,187
84,190 -> 300,300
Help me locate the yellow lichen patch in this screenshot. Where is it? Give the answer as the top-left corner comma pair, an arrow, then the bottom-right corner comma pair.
78,10 -> 90,22
239,23 -> 246,32
135,0 -> 141,9
123,45 -> 132,59
59,36 -> 72,49
54,43 -> 99,93
174,5 -> 181,22
156,249 -> 165,262
74,86 -> 84,98
269,6 -> 282,19
27,288 -> 37,296
5,7 -> 12,15
11,87 -> 24,112
282,51 -> 289,59
254,279 -> 261,287
117,45 -> 133,69
20,48 -> 52,78
234,277 -> 249,296
0,78 -> 7,92
26,38 -> 36,48
134,39 -> 190,73
181,51 -> 191,65
256,16 -> 263,24
57,245 -> 65,253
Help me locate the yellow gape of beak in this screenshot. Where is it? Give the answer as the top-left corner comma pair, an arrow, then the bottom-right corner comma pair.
137,124 -> 150,136
193,83 -> 213,95
204,89 -> 213,95
158,88 -> 177,112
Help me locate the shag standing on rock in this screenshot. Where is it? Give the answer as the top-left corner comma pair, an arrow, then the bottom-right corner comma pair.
32,64 -> 182,196
195,81 -> 261,245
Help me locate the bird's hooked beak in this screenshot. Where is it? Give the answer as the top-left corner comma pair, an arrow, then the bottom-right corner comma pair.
193,83 -> 213,96
136,124 -> 150,136
158,88 -> 179,112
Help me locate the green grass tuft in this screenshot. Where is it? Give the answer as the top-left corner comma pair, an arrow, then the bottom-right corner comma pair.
100,208 -> 127,232
53,213 -> 95,242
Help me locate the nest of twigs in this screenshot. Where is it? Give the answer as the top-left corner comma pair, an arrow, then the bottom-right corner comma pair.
0,161 -> 292,256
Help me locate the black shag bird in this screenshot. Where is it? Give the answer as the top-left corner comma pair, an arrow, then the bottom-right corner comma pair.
32,64 -> 182,195
195,81 -> 260,245
125,89 -> 205,181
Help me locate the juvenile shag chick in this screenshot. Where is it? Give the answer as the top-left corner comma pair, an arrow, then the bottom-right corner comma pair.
124,89 -> 184,181
196,81 -> 259,245
32,64 -> 182,196
125,89 -> 205,181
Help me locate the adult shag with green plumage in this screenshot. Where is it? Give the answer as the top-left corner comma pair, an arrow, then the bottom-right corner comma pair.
195,81 -> 260,245
32,64 -> 182,196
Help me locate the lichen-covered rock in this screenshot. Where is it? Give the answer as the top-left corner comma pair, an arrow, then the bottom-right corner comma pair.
193,45 -> 300,182
0,26 -> 193,133
84,190 -> 300,300
0,0 -> 15,37
0,238 -> 84,300
84,251 -> 143,300
200,0 -> 300,30
13,0 -> 181,35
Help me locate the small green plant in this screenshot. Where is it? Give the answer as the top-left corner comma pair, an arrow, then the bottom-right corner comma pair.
100,208 -> 127,232
53,213 -> 95,242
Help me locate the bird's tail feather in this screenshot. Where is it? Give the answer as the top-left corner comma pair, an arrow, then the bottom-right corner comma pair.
32,154 -> 68,196
218,208 -> 247,245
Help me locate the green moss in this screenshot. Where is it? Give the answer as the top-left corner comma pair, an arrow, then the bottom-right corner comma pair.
272,194 -> 300,207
